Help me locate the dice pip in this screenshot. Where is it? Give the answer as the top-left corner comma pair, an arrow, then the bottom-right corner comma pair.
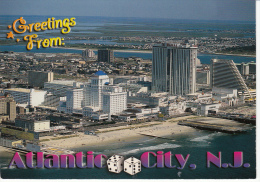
107,154 -> 124,173
124,156 -> 141,175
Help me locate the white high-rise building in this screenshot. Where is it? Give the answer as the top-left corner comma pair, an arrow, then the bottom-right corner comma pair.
57,71 -> 127,116
84,71 -> 110,108
103,89 -> 127,115
66,88 -> 84,114
83,71 -> 127,115
82,49 -> 95,60
152,43 -> 197,95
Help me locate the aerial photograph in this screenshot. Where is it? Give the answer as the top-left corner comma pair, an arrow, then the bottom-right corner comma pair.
0,0 -> 257,180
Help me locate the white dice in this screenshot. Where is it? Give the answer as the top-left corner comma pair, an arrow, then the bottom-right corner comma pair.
107,154 -> 124,173
124,156 -> 141,175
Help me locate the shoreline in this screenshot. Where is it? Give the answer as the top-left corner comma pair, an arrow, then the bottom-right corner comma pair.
54,46 -> 152,54
0,146 -> 12,153
207,52 -> 256,58
39,115 -> 251,151
40,118 -> 197,150
0,115 -> 254,154
0,45 -> 256,58
57,46 -> 255,57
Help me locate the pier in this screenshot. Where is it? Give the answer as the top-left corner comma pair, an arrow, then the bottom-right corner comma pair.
216,116 -> 256,125
178,120 -> 248,133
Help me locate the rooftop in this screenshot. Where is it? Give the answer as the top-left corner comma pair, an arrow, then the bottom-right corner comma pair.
94,70 -> 107,76
200,103 -> 220,106
5,88 -> 46,93
15,118 -> 50,123
47,80 -> 76,86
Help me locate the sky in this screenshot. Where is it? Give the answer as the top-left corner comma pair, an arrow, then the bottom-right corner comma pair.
0,0 -> 256,21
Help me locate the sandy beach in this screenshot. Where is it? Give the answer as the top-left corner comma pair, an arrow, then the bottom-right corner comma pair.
1,115 -> 252,153
40,118 -> 196,150
0,146 -> 12,153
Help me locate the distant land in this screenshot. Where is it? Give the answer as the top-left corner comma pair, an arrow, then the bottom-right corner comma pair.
216,45 -> 256,56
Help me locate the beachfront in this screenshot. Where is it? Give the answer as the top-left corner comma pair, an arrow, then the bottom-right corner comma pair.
40,117 -> 196,150
0,114 -> 252,154
39,115 -> 250,150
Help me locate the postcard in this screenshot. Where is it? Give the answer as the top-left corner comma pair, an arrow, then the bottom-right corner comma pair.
0,0 -> 257,180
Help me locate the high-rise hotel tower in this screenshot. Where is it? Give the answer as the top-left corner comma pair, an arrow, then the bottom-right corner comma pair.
152,43 -> 197,95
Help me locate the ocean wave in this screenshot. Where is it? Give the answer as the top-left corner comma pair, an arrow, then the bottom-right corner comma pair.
191,135 -> 211,142
142,138 -> 156,142
190,133 -> 222,142
119,143 -> 181,155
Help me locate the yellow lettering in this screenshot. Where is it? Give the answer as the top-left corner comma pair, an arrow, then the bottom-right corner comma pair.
49,37 -> 62,47
51,17 -> 55,29
47,18 -> 52,29
15,17 -> 73,50
12,17 -> 27,34
70,17 -> 76,26
42,39 -> 49,48
41,22 -> 47,30
36,39 -> 43,48
34,23 -> 41,31
28,23 -> 35,32
23,34 -> 38,50
61,19 -> 70,34
55,20 -> 62,28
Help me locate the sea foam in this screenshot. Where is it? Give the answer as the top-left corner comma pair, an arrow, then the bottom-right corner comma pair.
120,143 -> 181,155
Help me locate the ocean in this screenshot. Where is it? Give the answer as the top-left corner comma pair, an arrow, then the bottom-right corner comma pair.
0,128 -> 256,179
0,16 -> 255,39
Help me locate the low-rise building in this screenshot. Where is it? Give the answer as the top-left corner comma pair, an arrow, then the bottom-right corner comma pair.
118,114 -> 136,122
212,87 -> 239,107
82,106 -> 100,117
0,138 -> 22,148
134,106 -> 159,116
160,102 -> 186,116
4,88 -> 46,107
44,80 -> 83,97
15,118 -> 50,133
197,103 -> 220,116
